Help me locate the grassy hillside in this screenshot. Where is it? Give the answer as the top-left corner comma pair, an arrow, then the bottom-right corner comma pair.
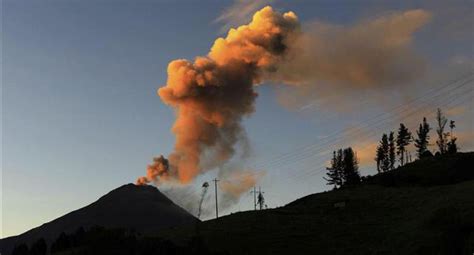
6,153 -> 473,255
158,152 -> 474,255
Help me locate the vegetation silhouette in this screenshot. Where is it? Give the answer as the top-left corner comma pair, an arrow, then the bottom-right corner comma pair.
325,147 -> 360,188
415,117 -> 431,159
396,123 -> 412,166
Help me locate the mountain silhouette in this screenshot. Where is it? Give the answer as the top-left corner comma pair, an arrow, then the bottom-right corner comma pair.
0,183 -> 198,254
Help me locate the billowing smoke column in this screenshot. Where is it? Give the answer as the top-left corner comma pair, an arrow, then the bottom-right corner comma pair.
136,156 -> 170,185
137,6 -> 299,185
136,6 -> 431,188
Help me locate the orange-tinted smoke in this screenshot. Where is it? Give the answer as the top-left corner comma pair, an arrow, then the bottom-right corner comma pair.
219,170 -> 263,198
218,168 -> 265,209
135,155 -> 170,185
137,6 -> 299,185
136,6 -> 432,186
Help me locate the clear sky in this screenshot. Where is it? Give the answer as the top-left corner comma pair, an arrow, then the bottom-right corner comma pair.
2,0 -> 473,238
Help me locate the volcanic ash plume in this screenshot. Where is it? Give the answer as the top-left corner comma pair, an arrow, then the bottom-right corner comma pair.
136,6 -> 299,185
219,169 -> 265,209
273,9 -> 432,87
136,6 -> 432,187
136,156 -> 170,185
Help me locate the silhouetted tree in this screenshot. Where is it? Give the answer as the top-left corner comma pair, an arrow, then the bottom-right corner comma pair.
30,238 -> 47,255
342,147 -> 360,185
396,123 -> 412,166
388,132 -> 396,170
51,232 -> 71,253
11,243 -> 29,255
31,224 -> 220,255
447,120 -> 458,154
325,150 -> 342,189
326,148 -> 359,186
415,117 -> 431,159
378,133 -> 390,172
436,108 -> 449,154
375,145 -> 385,173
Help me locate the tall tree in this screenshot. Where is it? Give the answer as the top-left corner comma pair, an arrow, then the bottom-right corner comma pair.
388,132 -> 396,170
375,145 -> 385,173
415,117 -> 431,159
436,108 -> 448,154
335,149 -> 343,185
325,150 -> 342,189
342,147 -> 360,185
327,148 -> 360,186
379,133 -> 390,172
447,120 -> 458,154
396,123 -> 412,166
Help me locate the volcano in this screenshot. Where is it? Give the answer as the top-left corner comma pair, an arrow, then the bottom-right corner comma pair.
0,184 -> 198,254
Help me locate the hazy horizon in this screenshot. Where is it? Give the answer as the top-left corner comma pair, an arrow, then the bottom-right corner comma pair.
2,0 -> 473,238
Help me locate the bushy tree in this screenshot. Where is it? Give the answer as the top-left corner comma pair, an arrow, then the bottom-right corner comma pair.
396,123 -> 412,166
326,147 -> 360,187
415,117 -> 431,159
342,147 -> 360,185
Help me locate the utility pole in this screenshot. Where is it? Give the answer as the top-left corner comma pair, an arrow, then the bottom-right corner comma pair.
213,178 -> 219,219
250,186 -> 257,210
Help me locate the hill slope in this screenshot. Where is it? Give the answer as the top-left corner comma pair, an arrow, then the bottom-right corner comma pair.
3,153 -> 473,255
0,184 -> 198,254
159,153 -> 474,255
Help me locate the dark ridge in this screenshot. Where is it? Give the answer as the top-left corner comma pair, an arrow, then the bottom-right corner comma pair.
157,152 -> 474,255
0,183 -> 198,255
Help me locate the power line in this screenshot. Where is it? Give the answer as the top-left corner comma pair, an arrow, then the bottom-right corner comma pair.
251,77 -> 473,189
291,91 -> 474,185
252,78 -> 473,172
248,74 -> 473,171
255,73 -> 473,168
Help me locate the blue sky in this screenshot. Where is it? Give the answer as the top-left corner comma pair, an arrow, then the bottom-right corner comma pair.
2,0 -> 473,237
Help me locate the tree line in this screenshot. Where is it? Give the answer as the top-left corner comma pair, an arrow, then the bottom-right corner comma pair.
11,226 -> 220,255
375,108 -> 458,173
325,108 -> 460,188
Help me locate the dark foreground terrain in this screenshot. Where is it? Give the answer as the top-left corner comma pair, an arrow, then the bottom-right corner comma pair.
0,184 -> 198,255
3,153 -> 474,255
156,153 -> 473,255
